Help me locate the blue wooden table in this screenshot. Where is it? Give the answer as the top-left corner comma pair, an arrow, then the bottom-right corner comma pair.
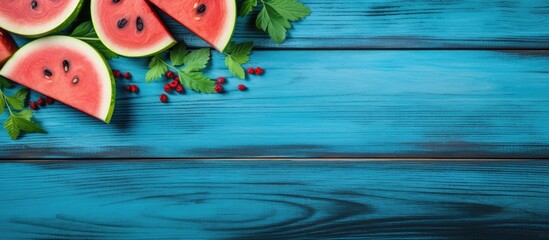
1,0 -> 548,239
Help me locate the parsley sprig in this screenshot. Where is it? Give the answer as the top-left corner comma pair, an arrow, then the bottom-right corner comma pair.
146,43 -> 216,93
0,76 -> 45,140
239,0 -> 311,43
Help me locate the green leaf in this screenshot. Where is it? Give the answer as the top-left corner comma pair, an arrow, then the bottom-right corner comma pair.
225,56 -> 246,79
5,88 -> 28,110
0,96 -> 4,114
170,42 -> 188,66
0,76 -> 12,88
239,0 -> 258,17
256,0 -> 311,43
178,71 -> 216,94
146,55 -> 168,82
16,117 -> 46,134
228,42 -> 253,64
4,115 -> 19,140
267,0 -> 311,21
3,112 -> 45,140
183,48 -> 211,72
70,21 -> 119,59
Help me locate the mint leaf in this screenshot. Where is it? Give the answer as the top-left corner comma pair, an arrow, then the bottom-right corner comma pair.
0,96 -> 4,114
256,0 -> 311,43
170,42 -> 189,66
14,109 -> 32,120
70,21 -> 119,59
178,71 -> 216,94
183,48 -> 211,72
4,115 -> 19,140
225,56 -> 245,79
267,0 -> 311,21
5,88 -> 28,110
239,0 -> 258,17
4,113 -> 45,140
146,55 -> 168,82
0,76 -> 12,88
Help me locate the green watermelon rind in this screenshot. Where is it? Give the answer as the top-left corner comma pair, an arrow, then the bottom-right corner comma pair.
3,0 -> 84,38
218,0 -> 238,53
0,36 -> 116,124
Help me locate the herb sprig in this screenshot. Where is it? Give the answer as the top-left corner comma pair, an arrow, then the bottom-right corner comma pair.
240,0 -> 311,43
146,43 -> 216,93
0,76 -> 45,140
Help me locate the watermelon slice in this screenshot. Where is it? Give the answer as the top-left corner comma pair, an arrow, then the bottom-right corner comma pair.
148,0 -> 237,52
0,36 -> 116,123
0,0 -> 83,38
91,0 -> 176,57
0,28 -> 18,67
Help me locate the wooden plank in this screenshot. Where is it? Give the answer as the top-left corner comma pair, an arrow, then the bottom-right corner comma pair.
0,161 -> 547,239
160,0 -> 549,49
1,50 -> 549,159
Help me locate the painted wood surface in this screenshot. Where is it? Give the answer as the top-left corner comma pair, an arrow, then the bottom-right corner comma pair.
2,50 -> 549,159
164,0 -> 549,49
0,161 -> 547,239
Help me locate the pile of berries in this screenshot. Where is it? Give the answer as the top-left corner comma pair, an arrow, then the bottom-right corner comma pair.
113,69 -> 139,94
160,71 -> 185,103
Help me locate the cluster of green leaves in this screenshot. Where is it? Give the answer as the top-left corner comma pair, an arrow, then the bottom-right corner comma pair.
146,43 -> 216,93
70,21 -> 118,59
239,0 -> 311,43
224,41 -> 253,79
0,76 -> 45,140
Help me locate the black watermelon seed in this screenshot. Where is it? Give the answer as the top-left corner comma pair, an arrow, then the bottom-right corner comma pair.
136,17 -> 144,31
44,69 -> 52,77
117,18 -> 128,29
197,4 -> 206,14
72,77 -> 79,84
31,1 -> 38,10
112,0 -> 120,3
63,60 -> 70,72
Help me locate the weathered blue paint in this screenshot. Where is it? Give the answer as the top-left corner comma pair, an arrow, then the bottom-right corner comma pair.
163,0 -> 549,49
1,50 -> 549,158
0,161 -> 547,239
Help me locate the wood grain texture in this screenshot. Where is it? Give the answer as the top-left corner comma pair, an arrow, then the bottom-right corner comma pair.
1,50 -> 549,159
161,0 -> 549,49
0,161 -> 547,239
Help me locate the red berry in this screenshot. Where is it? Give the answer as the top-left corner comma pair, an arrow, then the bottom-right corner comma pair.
174,76 -> 180,82
176,84 -> 185,93
164,84 -> 172,93
29,102 -> 38,110
165,71 -> 175,79
215,84 -> 224,93
217,77 -> 226,84
125,85 -> 132,91
123,72 -> 132,79
160,94 -> 168,103
112,70 -> 121,78
255,67 -> 264,75
247,67 -> 255,74
238,84 -> 247,91
131,84 -> 139,93
37,97 -> 46,106
45,96 -> 55,105
169,80 -> 179,89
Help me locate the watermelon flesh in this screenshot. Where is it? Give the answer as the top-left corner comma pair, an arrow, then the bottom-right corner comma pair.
91,0 -> 176,57
0,36 -> 115,123
0,28 -> 17,67
0,0 -> 83,37
148,0 -> 236,52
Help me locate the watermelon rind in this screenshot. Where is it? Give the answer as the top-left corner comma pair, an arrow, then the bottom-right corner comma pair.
0,36 -> 116,123
90,0 -> 176,57
217,0 -> 237,53
0,0 -> 84,38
